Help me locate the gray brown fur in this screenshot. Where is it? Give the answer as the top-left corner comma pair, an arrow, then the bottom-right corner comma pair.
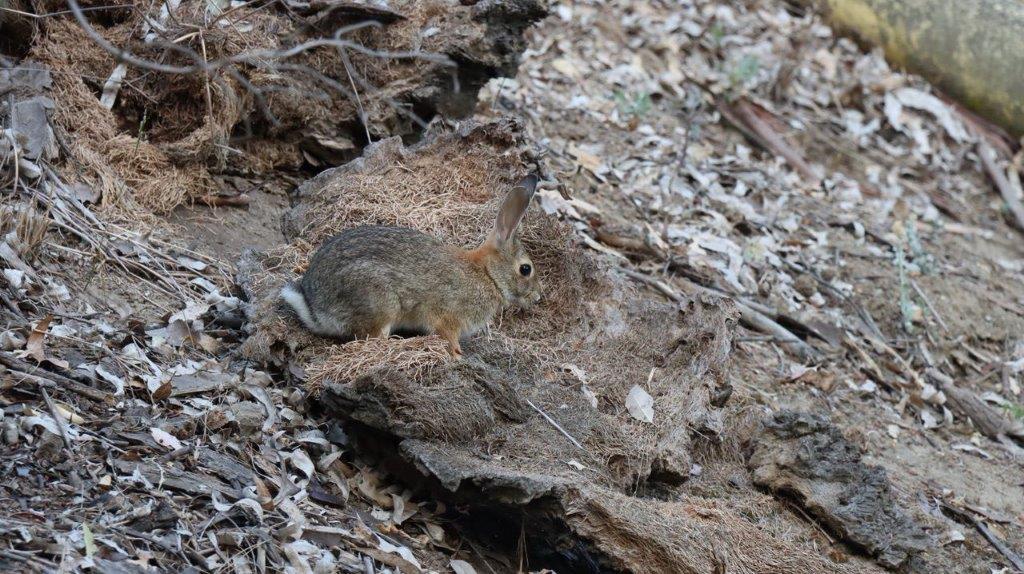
281,175 -> 541,357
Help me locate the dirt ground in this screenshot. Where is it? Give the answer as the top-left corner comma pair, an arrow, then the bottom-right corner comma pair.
474,0 -> 1024,571
3,0 -> 1024,573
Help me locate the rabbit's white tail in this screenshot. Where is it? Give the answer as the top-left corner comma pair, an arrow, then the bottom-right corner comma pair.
281,283 -> 319,332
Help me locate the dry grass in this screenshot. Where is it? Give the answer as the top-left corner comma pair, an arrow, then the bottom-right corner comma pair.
563,487 -> 863,574
31,20 -> 217,216
306,335 -> 451,396
27,0 -> 477,219
239,118 -> 732,488
232,117 -> 859,573
0,203 -> 50,260
298,151 -> 507,248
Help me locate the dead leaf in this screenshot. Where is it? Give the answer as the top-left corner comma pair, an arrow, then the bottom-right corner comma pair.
450,559 -> 478,574
289,449 -> 315,480
423,522 -> 445,544
626,385 -> 654,423
152,380 -> 173,402
391,493 -> 406,525
95,363 -> 127,396
150,427 -> 183,451
82,523 -> 97,557
951,443 -> 992,459
198,334 -> 222,354
22,314 -> 52,362
941,529 -> 965,545
893,88 -> 968,142
551,58 -> 578,78
377,536 -> 422,572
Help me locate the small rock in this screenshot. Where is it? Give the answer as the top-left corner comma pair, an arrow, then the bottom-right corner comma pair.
3,420 -> 18,446
287,388 -> 305,407
230,402 -> 265,437
793,275 -> 817,298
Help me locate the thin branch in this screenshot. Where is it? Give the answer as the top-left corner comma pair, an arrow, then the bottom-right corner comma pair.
942,502 -> 1024,572
619,266 -> 823,362
338,46 -> 372,144
68,0 -> 453,76
524,399 -> 586,451
40,386 -> 77,455
0,3 -> 133,19
909,278 -> 949,332
978,141 -> 1024,232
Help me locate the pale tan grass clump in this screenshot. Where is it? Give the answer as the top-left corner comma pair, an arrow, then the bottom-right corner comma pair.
0,203 -> 50,260
305,336 -> 450,396
30,20 -> 222,217
27,0 -> 500,220
295,144 -> 515,252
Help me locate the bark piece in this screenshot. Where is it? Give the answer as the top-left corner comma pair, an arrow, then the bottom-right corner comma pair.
749,411 -> 931,569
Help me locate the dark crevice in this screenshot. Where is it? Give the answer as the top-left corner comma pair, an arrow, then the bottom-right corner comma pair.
329,419 -> 624,574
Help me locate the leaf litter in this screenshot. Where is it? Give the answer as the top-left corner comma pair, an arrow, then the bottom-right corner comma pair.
3,0 -> 1024,572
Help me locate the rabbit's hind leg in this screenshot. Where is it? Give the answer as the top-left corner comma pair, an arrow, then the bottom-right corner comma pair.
349,314 -> 396,340
347,290 -> 400,340
429,315 -> 463,359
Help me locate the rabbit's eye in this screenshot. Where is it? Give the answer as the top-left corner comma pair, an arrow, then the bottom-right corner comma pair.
519,263 -> 532,277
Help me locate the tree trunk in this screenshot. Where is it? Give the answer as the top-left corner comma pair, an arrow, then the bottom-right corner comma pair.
795,0 -> 1024,137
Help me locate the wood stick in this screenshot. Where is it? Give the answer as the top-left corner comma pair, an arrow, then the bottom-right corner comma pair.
978,141 -> 1024,232
524,398 -> 585,451
943,502 -> 1024,571
619,267 -> 823,362
926,368 -> 1024,440
717,98 -> 821,186
0,286 -> 25,320
909,279 -> 950,332
40,386 -> 76,454
195,193 -> 252,208
0,351 -> 107,401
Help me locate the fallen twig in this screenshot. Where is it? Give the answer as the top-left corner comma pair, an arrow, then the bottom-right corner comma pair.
909,279 -> 949,332
977,141 -> 1024,232
942,502 -> 1024,571
926,368 -> 1024,442
592,229 -> 663,258
0,285 -> 25,320
40,386 -> 76,454
195,193 -> 251,208
784,258 -> 887,342
524,398 -> 585,451
618,267 -> 823,362
0,351 -> 107,402
717,97 -> 821,186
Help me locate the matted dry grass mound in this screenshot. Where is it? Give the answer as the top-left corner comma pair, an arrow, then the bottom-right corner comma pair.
236,117 -> 861,572
28,0 -> 544,215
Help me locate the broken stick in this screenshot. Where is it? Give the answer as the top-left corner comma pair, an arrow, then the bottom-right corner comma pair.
926,368 -> 1024,442
524,399 -> 586,451
618,267 -> 822,362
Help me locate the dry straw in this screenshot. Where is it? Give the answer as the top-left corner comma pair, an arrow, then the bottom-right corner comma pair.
305,335 -> 450,396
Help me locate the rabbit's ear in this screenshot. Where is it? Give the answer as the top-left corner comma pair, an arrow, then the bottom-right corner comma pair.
492,175 -> 538,247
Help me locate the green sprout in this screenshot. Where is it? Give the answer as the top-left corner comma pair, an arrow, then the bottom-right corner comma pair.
613,90 -> 653,118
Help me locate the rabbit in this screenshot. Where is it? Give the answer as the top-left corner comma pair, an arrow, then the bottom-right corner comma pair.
280,174 -> 542,358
